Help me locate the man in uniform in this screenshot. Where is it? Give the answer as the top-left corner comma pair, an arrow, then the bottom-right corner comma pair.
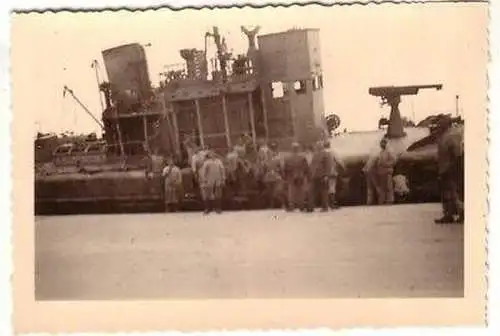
375,137 -> 397,204
191,145 -> 209,177
284,142 -> 312,212
162,156 -> 183,212
190,145 -> 209,199
310,141 -> 333,211
434,116 -> 464,224
325,141 -> 345,209
226,146 -> 239,196
257,140 -> 273,163
199,151 -> 226,214
262,142 -> 285,208
362,150 -> 380,205
225,145 -> 249,198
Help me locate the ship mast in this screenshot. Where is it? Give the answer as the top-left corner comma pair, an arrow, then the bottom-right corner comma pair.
91,60 -> 105,112
206,26 -> 230,82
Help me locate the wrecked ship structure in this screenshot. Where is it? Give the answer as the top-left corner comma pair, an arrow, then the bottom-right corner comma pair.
99,26 -> 328,162
34,25 -> 463,214
35,26 -> 330,214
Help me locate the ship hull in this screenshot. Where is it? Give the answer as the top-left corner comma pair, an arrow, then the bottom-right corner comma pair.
35,126 -> 462,215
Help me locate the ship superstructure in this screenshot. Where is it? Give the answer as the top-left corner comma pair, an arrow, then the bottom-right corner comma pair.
34,24 -> 460,215
100,26 -> 328,161
100,43 -> 167,158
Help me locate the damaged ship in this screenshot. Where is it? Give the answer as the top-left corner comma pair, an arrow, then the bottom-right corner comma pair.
34,25 -> 463,214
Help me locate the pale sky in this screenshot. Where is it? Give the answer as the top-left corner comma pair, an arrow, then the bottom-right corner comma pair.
11,2 -> 488,136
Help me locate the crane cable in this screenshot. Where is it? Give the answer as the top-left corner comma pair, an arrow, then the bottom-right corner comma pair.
61,88 -> 77,135
62,87 -> 76,128
63,85 -> 105,130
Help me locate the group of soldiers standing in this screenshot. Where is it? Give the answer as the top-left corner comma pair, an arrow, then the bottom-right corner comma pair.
161,136 -> 348,214
160,115 -> 464,224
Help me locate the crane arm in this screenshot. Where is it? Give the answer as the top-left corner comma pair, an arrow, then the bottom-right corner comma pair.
63,85 -> 105,129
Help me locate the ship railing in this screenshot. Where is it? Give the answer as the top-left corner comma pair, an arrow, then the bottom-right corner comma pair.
226,66 -> 257,83
161,64 -> 194,86
103,98 -> 164,119
161,62 -> 258,87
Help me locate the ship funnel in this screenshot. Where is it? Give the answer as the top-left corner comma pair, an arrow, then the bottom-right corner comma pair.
102,43 -> 152,105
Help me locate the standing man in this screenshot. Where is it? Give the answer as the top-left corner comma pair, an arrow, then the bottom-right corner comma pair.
227,145 -> 250,197
256,140 -> 272,177
191,145 -> 209,185
235,135 -> 247,156
375,137 -> 397,204
257,140 -> 273,163
284,142 -> 312,212
262,142 -> 284,208
434,116 -> 464,224
325,141 -> 345,209
310,141 -> 333,211
162,156 -> 183,212
199,151 -> 226,214
362,151 -> 380,205
255,139 -> 272,193
226,146 -> 239,195
241,132 -> 253,154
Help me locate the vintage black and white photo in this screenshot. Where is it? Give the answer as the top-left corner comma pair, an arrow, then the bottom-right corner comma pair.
10,0 -> 488,331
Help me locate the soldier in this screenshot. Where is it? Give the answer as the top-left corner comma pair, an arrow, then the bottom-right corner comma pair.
241,132 -> 253,154
254,140 -> 272,189
191,145 -> 208,181
234,135 -> 248,156
284,142 -> 312,212
362,151 -> 380,205
310,141 -> 333,211
434,116 -> 464,224
262,142 -> 284,208
162,156 -> 183,212
230,145 -> 252,196
325,141 -> 345,209
375,137 -> 397,204
199,151 -> 226,214
226,146 -> 240,198
257,140 -> 273,163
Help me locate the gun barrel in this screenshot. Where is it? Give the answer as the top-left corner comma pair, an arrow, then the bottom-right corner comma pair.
416,84 -> 443,90
369,84 -> 443,97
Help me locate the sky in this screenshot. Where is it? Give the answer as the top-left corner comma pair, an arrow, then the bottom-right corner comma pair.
11,2 -> 488,136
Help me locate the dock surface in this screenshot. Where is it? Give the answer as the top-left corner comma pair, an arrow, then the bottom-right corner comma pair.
35,203 -> 463,300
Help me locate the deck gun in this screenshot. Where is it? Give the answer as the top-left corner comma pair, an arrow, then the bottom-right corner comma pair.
369,84 -> 443,139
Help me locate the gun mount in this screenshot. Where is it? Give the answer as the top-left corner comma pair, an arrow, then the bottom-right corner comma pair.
369,84 -> 443,139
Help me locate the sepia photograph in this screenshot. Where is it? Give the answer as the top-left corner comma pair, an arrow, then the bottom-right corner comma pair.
10,0 -> 488,331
